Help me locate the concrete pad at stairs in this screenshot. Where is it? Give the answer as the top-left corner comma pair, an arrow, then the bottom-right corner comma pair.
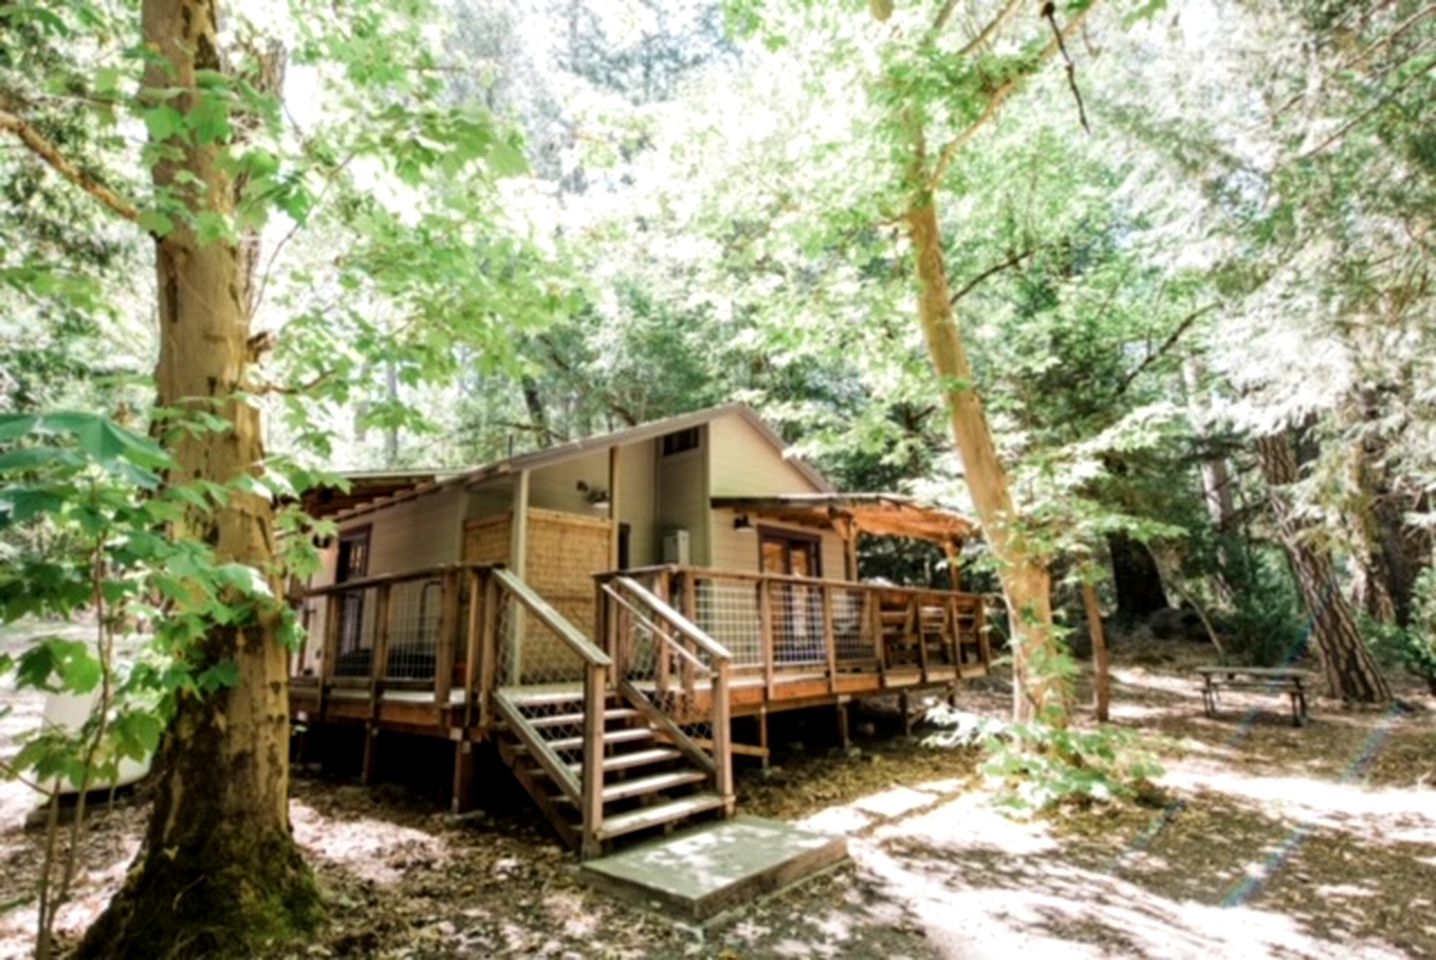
579,815 -> 848,922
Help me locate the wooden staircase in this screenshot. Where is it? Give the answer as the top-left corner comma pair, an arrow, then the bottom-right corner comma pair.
493,687 -> 727,854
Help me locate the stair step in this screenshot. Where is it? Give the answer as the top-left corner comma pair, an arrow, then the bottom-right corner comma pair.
530,708 -> 640,730
504,689 -> 588,708
602,770 -> 708,802
545,727 -> 654,753
567,747 -> 682,775
596,793 -> 726,841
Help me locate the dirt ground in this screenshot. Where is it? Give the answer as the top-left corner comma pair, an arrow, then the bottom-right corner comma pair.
0,626 -> 1433,959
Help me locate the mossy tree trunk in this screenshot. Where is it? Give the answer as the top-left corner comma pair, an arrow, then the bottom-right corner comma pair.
1257,431 -> 1391,704
906,192 -> 1063,723
77,0 -> 318,954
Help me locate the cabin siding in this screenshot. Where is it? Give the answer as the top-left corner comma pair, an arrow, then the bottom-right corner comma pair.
710,507 -> 845,576
708,414 -> 819,498
618,439 -> 658,567
657,427 -> 710,565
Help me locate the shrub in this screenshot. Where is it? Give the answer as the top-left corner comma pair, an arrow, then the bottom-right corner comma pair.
924,704 -> 1166,812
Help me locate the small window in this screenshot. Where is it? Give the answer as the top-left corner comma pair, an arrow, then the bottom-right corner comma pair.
661,427 -> 701,456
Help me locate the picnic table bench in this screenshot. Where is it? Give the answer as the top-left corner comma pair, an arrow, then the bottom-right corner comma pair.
1196,666 -> 1314,726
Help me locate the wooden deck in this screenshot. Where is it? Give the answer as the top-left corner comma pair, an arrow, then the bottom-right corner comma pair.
289,562 -> 992,855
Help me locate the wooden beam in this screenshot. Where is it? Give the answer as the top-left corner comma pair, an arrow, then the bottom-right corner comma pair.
608,444 -> 622,570
510,469 -> 530,681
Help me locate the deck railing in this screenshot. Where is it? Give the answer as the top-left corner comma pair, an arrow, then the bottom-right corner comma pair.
296,563 -> 483,716
597,574 -> 734,816
613,565 -> 989,694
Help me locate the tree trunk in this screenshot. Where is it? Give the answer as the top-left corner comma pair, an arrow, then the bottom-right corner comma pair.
1256,431 -> 1391,704
78,1 -> 318,954
1083,582 -> 1111,722
1107,532 -> 1168,621
905,197 -> 1063,724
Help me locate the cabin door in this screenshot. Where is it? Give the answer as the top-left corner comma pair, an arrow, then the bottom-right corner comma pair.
759,529 -> 823,663
336,528 -> 371,667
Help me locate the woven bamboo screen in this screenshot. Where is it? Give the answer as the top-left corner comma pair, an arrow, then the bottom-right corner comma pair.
463,513 -> 512,565
519,508 -> 612,680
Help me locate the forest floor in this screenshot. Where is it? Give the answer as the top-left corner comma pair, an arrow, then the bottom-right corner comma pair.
0,624 -> 1433,959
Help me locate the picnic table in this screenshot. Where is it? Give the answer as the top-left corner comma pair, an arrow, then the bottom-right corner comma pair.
1196,666 -> 1314,726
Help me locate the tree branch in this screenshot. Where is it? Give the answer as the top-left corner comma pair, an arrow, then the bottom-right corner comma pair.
949,247 -> 1034,304
1116,302 -> 1219,396
1043,1 -> 1091,134
0,109 -> 139,224
926,2 -> 1099,193
957,0 -> 1024,58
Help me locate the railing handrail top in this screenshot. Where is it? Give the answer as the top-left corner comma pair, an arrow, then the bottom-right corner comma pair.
602,564 -> 982,601
609,576 -> 734,663
300,561 -> 497,597
492,567 -> 612,667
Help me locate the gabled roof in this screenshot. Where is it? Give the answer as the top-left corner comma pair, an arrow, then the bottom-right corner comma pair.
319,404 -> 831,522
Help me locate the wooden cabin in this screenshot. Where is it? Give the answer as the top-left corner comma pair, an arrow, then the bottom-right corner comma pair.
290,404 -> 991,857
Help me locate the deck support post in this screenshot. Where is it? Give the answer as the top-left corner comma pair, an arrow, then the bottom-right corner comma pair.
451,739 -> 476,814
899,690 -> 912,736
361,725 -> 379,785
579,660 -> 606,860
836,701 -> 850,751
758,708 -> 770,771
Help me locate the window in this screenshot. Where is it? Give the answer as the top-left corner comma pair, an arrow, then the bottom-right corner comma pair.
661,427 -> 700,456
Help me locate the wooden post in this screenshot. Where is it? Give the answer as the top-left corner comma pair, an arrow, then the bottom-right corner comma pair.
580,661 -> 606,859
943,538 -> 963,591
913,595 -> 930,684
608,445 -> 622,571
362,726 -> 380,785
836,700 -> 850,750
451,740 -> 476,814
462,569 -> 483,731
758,577 -> 775,699
362,584 -> 391,784
319,593 -> 341,719
899,690 -> 912,736
510,469 -> 530,681
821,585 -> 838,694
1083,582 -> 1111,722
369,585 -> 391,713
868,592 -> 887,685
478,573 -> 499,730
757,707 -> 770,772
713,659 -> 734,814
434,570 -> 459,711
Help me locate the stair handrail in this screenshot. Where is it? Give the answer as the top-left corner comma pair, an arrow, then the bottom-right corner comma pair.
489,566 -> 610,857
600,575 -> 734,818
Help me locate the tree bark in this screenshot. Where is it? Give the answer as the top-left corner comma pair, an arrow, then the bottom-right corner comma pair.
1083,582 -> 1111,722
1107,532 -> 1168,621
906,195 -> 1063,724
1256,431 -> 1391,704
78,1 -> 318,954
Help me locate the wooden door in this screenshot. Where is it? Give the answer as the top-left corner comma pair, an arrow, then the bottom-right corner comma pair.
335,527 -> 370,671
760,529 -> 823,663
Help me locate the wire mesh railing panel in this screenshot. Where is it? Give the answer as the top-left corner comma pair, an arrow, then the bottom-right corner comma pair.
383,577 -> 443,680
769,581 -> 827,668
691,576 -> 762,669
830,585 -> 872,662
333,585 -> 378,678
607,582 -> 716,763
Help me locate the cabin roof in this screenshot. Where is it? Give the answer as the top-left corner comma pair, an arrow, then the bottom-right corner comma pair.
711,493 -> 979,543
313,404 -> 832,522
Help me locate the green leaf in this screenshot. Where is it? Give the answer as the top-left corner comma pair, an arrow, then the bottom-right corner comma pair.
16,639 -> 102,694
197,659 -> 240,692
143,105 -> 185,142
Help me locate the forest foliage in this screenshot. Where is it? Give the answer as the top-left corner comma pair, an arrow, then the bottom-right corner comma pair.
0,0 -> 1433,954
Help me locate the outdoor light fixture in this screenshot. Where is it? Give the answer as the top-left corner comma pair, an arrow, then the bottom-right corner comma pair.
733,514 -> 754,533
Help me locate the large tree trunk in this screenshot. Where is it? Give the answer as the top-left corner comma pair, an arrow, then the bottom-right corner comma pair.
78,1 -> 317,955
906,197 -> 1063,724
1107,532 -> 1168,621
1256,431 -> 1391,704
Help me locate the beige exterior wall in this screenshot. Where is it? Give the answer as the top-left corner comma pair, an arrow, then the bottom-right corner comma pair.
708,413 -> 819,497
617,439 -> 658,567
709,507 -> 845,577
656,426 -> 710,565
